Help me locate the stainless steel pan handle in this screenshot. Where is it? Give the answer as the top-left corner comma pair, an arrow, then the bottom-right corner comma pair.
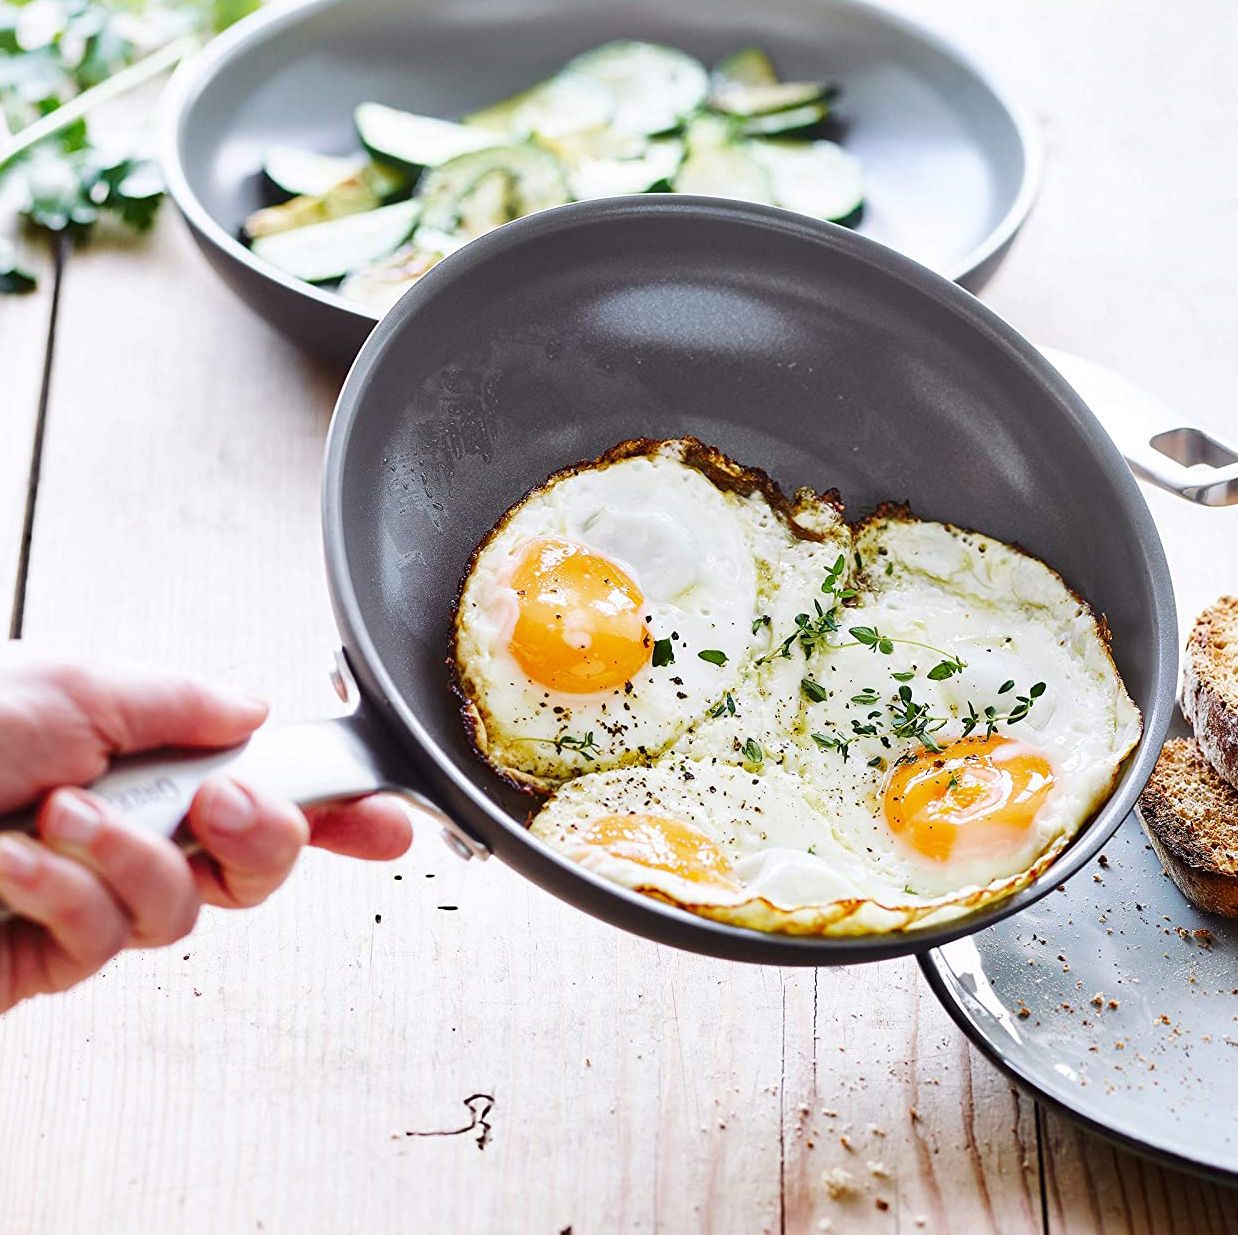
1042,347 -> 1238,506
0,663 -> 488,922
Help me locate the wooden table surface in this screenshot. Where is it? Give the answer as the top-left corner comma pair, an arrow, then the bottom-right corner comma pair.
2,1 -> 1238,1230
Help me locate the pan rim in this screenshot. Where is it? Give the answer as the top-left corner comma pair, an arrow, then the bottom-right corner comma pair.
160,0 -> 1044,318
321,195 -> 1177,962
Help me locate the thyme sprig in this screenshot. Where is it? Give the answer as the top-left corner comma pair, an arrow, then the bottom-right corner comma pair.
522,731 -> 602,761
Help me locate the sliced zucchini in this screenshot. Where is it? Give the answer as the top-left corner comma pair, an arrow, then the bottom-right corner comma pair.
563,41 -> 708,135
464,73 -> 614,139
244,163 -> 406,239
568,137 -> 684,199
740,102 -> 828,137
712,80 -> 831,118
538,126 -> 648,164
250,200 -> 420,283
417,145 -> 569,235
338,243 -> 445,313
711,47 -> 779,89
674,117 -> 774,205
356,102 -> 504,171
750,139 -> 864,223
263,145 -> 366,198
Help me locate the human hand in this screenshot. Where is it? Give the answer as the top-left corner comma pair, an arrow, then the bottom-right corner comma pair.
0,651 -> 413,1013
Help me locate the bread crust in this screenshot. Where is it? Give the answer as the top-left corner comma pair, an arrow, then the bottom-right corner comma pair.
1180,596 -> 1238,790
1137,737 -> 1238,917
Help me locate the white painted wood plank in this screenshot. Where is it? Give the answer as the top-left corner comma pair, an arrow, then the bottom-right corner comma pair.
781,964 -> 1042,1234
0,212 -> 788,1234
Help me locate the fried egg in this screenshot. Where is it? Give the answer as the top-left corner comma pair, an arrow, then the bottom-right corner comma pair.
453,439 -> 847,788
457,443 -> 1142,935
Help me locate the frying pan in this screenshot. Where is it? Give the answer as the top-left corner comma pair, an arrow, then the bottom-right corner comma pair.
162,0 -> 1040,364
6,198 -> 1237,964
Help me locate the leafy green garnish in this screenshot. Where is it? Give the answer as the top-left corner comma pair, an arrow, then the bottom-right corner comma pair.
652,637 -> 674,668
800,677 -> 828,703
707,691 -> 737,718
740,737 -> 763,767
698,648 -> 727,667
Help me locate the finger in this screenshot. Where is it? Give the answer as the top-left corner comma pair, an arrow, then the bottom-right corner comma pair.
38,788 -> 200,948
0,834 -> 131,1007
43,661 -> 269,754
186,779 -> 309,909
305,795 -> 415,861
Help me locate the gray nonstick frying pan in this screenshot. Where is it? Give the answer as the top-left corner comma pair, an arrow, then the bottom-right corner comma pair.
162,0 -> 1041,364
6,198 -> 1236,964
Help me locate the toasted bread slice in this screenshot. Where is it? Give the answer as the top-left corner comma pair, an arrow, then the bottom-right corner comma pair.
1137,737 -> 1238,916
1181,596 -> 1238,789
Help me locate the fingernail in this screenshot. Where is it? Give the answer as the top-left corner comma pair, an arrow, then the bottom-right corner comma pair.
0,835 -> 41,886
204,779 -> 256,833
44,789 -> 102,849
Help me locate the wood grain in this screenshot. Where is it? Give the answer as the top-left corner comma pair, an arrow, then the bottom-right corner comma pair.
1,1 -> 1237,1230
780,964 -> 1043,1234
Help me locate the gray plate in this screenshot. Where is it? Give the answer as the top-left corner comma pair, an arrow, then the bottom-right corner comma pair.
163,0 -> 1040,363
921,715 -> 1238,1181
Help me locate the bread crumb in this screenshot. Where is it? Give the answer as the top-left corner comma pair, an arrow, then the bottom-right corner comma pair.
821,1167 -> 855,1200
839,1134 -> 854,1152
1107,998 -> 1120,1009
867,1160 -> 889,1179
875,1198 -> 890,1212
1090,993 -> 1104,1009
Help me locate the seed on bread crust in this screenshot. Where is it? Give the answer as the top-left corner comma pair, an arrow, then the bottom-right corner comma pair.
1180,597 -> 1238,791
1137,737 -> 1238,917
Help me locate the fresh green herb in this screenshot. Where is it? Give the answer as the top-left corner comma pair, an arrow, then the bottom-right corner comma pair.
740,737 -> 763,767
947,773 -> 960,790
751,614 -> 771,635
807,844 -> 818,856
891,669 -> 916,682
847,625 -> 966,674
707,691 -> 737,718
0,238 -> 35,293
812,730 -> 850,761
520,730 -> 602,760
652,637 -> 675,668
885,562 -> 894,576
0,0 -> 258,291
887,683 -> 947,753
960,681 -> 1047,738
698,648 -> 727,667
998,679 -> 1015,694
850,687 -> 880,706
903,883 -> 916,895
867,755 -> 884,769
800,677 -> 828,703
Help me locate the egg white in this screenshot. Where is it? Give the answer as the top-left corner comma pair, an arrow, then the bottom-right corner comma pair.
453,441 -> 847,787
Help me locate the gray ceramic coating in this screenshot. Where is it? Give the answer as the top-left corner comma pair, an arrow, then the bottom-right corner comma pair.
321,196 -> 1177,966
162,0 -> 1040,364
922,713 -> 1238,1181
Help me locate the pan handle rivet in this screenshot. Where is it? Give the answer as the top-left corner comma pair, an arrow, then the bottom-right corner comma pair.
441,828 -> 478,862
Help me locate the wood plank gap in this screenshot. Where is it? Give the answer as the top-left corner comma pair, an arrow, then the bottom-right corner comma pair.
778,974 -> 787,1235
1034,1103 -> 1050,1235
8,233 -> 67,639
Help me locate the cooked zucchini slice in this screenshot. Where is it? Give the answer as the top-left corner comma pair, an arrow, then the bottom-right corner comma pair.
568,137 -> 684,199
563,41 -> 708,135
711,47 -> 779,89
417,145 -> 570,235
750,139 -> 863,223
712,80 -> 831,117
250,200 -> 420,282
356,103 -> 505,171
338,243 -> 445,312
464,73 -> 614,139
263,146 -> 367,198
244,163 -> 406,239
674,117 -> 774,205
740,102 -> 828,137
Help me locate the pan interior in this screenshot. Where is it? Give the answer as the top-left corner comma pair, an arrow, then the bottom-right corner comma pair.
331,201 -> 1172,891
177,0 -> 1030,285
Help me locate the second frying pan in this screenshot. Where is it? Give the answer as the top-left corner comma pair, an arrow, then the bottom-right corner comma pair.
0,199 -> 1203,962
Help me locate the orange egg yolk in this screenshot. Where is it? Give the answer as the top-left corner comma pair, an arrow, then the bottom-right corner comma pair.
508,537 -> 651,693
883,736 -> 1055,863
582,813 -> 739,888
